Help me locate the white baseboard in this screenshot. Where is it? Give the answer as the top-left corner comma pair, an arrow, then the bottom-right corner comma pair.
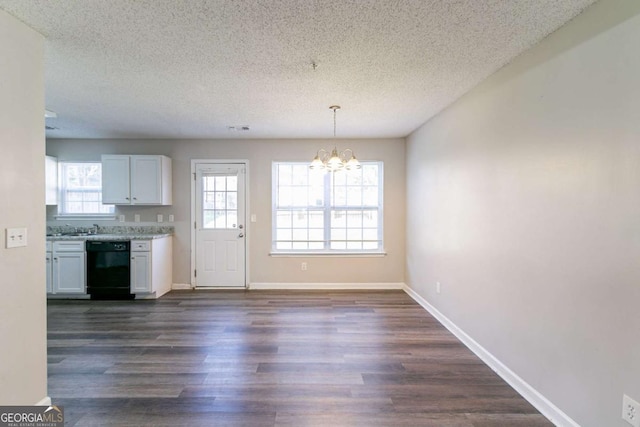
249,282 -> 405,290
402,285 -> 577,427
35,396 -> 51,406
171,283 -> 192,290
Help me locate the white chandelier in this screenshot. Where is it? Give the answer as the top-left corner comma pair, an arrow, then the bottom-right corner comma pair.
309,105 -> 361,172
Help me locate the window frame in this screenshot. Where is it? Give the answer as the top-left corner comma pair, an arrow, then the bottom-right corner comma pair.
55,161 -> 116,220
271,161 -> 384,256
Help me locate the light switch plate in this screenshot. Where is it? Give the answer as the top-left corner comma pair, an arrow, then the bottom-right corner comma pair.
168,214 -> 174,222
6,227 -> 27,248
157,214 -> 163,223
134,214 -> 140,222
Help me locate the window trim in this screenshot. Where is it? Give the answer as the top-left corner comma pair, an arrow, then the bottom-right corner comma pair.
271,161 -> 384,255
269,251 -> 387,257
56,161 -> 116,219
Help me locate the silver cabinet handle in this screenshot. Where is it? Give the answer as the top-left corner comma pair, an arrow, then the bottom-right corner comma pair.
238,233 -> 244,238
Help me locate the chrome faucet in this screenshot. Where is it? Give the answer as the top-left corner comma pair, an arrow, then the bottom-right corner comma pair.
93,224 -> 100,235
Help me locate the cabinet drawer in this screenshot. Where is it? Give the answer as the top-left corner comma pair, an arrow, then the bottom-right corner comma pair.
131,240 -> 150,252
53,241 -> 85,252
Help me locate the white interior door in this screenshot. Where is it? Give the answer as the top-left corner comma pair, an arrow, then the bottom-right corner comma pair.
194,163 -> 246,287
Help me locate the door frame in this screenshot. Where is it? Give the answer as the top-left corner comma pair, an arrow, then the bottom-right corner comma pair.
190,159 -> 250,289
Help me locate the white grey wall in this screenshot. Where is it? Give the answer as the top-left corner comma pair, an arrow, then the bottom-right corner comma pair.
406,0 -> 640,425
46,138 -> 406,286
0,10 -> 47,404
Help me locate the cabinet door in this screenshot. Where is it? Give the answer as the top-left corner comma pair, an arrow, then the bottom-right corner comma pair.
53,252 -> 86,294
131,252 -> 151,293
46,253 -> 53,293
102,155 -> 131,204
131,156 -> 162,204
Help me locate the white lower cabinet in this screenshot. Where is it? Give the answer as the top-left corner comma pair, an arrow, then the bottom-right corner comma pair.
46,237 -> 171,298
130,237 -> 172,298
131,251 -> 151,293
51,241 -> 86,295
46,242 -> 53,293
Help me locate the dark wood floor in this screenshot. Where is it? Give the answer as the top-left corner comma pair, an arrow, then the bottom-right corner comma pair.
47,290 -> 552,426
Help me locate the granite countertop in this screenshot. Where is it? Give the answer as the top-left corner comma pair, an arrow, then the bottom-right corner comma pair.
46,225 -> 174,241
47,233 -> 172,241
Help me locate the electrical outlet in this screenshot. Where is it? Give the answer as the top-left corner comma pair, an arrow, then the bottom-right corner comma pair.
118,215 -> 125,222
301,262 -> 307,271
251,214 -> 257,223
157,214 -> 163,223
134,214 -> 140,223
623,394 -> 640,427
436,282 -> 441,294
168,214 -> 174,222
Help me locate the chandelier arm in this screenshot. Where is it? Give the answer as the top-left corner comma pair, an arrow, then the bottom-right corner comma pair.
317,148 -> 328,160
341,148 -> 354,160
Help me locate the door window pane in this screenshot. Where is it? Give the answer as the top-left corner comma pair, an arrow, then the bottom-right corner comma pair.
202,173 -> 239,229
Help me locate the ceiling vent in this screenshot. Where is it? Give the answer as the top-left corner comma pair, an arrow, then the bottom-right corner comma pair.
228,125 -> 250,132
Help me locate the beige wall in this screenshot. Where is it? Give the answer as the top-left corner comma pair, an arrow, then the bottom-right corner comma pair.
46,138 -> 405,286
406,1 -> 640,425
0,11 -> 47,404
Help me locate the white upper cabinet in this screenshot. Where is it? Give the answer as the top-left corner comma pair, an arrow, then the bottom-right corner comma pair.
102,155 -> 172,205
102,155 -> 131,204
45,155 -> 58,205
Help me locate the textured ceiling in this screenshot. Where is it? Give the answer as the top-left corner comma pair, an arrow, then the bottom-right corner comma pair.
0,0 -> 596,139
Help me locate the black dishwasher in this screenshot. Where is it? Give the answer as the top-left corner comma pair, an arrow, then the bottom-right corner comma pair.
86,241 -> 133,300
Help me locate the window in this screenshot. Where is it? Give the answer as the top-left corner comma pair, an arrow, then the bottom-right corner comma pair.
272,162 -> 383,253
58,162 -> 115,216
202,173 -> 238,229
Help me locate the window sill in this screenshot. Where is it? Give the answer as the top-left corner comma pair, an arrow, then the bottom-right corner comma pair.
54,215 -> 117,221
270,251 -> 387,258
